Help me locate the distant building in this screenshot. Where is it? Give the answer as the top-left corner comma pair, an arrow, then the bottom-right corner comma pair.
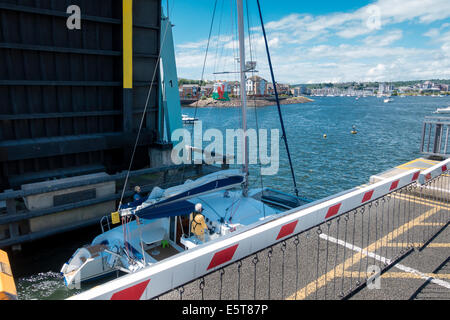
362,88 -> 375,96
266,83 -> 274,96
422,81 -> 433,89
200,84 -> 214,97
418,81 -> 442,94
291,86 -> 308,97
246,76 -> 267,96
180,84 -> 200,99
398,86 -> 414,93
378,83 -> 394,95
228,81 -> 241,97
277,83 -> 291,95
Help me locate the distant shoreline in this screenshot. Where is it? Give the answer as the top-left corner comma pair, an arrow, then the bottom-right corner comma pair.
182,96 -> 314,108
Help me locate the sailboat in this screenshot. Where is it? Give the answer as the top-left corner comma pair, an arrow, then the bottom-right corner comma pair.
434,106 -> 450,114
384,96 -> 394,103
61,0 -> 310,288
182,114 -> 198,124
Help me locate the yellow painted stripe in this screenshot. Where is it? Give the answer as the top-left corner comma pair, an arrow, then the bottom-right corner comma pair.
389,194 -> 447,236
396,158 -> 438,169
416,222 -> 446,227
286,207 -> 437,300
382,272 -> 450,280
391,193 -> 450,210
341,271 -> 450,280
383,242 -> 450,248
123,0 -> 133,89
396,159 -> 420,168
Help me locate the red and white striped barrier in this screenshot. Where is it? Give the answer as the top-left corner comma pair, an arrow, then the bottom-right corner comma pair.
68,168 -> 420,300
418,159 -> 450,185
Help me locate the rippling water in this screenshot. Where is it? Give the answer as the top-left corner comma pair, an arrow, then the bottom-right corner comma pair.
184,96 -> 450,200
10,95 -> 450,300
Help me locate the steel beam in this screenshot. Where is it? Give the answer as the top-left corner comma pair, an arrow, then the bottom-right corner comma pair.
0,132 -> 154,161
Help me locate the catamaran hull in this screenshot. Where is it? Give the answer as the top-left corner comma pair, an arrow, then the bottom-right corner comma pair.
62,255 -> 115,287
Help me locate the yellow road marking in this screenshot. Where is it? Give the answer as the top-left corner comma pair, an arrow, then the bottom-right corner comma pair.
383,242 -> 450,248
416,222 -> 447,227
390,193 -> 448,232
341,271 -> 450,280
286,207 -> 437,300
391,193 -> 450,210
396,159 -> 438,170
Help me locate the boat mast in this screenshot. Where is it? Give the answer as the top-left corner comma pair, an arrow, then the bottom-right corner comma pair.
236,0 -> 249,196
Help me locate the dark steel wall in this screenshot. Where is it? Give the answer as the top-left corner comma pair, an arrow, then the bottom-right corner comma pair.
0,0 -> 161,191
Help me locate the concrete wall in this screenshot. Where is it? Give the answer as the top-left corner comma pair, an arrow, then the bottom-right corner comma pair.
21,173 -> 116,233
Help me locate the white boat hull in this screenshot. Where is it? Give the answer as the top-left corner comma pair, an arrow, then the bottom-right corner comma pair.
61,184 -> 309,288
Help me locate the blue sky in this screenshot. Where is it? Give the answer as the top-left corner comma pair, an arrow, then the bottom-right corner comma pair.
165,0 -> 450,84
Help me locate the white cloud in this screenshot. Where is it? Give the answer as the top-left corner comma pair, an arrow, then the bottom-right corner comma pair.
367,64 -> 387,80
375,0 -> 450,24
174,0 -> 450,83
262,0 -> 450,41
424,28 -> 440,38
364,30 -> 403,46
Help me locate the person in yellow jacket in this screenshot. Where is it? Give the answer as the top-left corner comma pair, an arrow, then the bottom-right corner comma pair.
190,203 -> 208,242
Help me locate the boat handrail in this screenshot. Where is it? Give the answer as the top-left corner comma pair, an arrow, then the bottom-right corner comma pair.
100,215 -> 112,234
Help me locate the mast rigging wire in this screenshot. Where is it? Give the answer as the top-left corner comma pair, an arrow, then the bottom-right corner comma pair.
256,0 -> 300,197
191,0 -> 219,129
118,19 -> 172,210
118,2 -> 178,255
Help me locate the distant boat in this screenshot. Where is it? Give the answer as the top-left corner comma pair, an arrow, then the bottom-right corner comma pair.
182,114 -> 198,124
384,98 -> 394,103
435,106 -> 450,114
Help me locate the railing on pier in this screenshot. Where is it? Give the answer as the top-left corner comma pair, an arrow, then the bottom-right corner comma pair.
421,116 -> 450,158
69,158 -> 450,300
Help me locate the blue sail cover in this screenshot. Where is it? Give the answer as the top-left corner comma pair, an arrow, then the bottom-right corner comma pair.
133,171 -> 245,220
120,198 -> 146,210
134,200 -> 196,220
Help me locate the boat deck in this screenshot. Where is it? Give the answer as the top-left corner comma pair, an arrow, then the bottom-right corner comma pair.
146,244 -> 180,262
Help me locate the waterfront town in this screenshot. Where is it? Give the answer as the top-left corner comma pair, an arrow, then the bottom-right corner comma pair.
179,77 -> 450,101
